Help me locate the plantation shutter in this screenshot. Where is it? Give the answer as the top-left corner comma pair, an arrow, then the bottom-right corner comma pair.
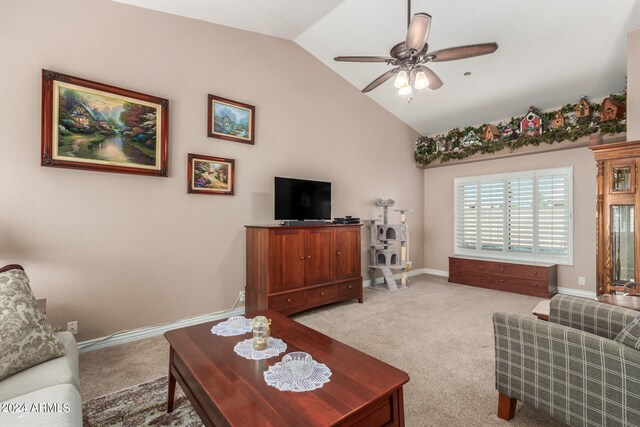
537,172 -> 571,257
479,180 -> 504,252
455,182 -> 478,250
507,176 -> 534,254
454,167 -> 572,264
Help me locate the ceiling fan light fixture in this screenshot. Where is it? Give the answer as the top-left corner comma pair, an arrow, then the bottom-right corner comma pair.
414,70 -> 429,89
398,83 -> 412,96
394,70 -> 409,88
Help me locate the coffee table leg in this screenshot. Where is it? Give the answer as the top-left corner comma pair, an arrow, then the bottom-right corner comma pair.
167,347 -> 176,413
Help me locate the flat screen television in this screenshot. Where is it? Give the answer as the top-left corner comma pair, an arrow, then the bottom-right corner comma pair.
274,177 -> 331,221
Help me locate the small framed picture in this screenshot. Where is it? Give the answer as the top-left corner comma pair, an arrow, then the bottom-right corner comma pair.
41,69 -> 169,176
188,153 -> 235,195
207,95 -> 255,144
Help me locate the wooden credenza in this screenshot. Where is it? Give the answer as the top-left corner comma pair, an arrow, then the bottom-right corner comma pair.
448,256 -> 557,298
245,224 -> 363,315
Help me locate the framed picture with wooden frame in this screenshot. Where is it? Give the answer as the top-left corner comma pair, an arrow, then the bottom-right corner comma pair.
207,94 -> 255,144
41,69 -> 169,177
188,153 -> 235,195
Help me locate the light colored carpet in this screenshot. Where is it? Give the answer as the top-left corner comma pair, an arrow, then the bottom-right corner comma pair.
80,274 -> 564,426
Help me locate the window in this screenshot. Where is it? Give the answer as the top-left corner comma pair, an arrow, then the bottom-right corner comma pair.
454,167 -> 573,265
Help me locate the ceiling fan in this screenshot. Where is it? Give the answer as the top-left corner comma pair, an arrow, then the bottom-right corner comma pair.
334,0 -> 498,96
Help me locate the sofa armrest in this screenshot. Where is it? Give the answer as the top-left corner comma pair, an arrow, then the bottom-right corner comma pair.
0,264 -> 23,273
549,294 -> 638,339
493,312 -> 640,427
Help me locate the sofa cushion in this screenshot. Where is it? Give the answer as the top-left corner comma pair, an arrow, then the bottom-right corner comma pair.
0,268 -> 64,381
615,315 -> 640,350
0,383 -> 82,426
0,332 -> 79,402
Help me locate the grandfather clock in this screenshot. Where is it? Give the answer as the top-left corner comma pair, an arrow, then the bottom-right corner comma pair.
590,140 -> 640,295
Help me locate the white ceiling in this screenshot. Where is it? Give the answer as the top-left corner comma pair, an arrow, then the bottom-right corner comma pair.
113,0 -> 640,136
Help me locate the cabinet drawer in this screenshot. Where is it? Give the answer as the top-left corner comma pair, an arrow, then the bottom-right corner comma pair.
492,276 -> 549,296
449,258 -> 492,273
493,263 -> 548,280
307,285 -> 337,304
449,270 -> 493,288
269,290 -> 305,311
337,280 -> 360,297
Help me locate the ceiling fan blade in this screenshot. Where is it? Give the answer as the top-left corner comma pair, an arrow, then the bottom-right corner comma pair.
428,42 -> 498,62
405,13 -> 432,52
362,68 -> 399,93
418,65 -> 443,90
334,56 -> 392,63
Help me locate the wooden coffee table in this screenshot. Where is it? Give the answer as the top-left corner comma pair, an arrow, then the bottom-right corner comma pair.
164,310 -> 410,426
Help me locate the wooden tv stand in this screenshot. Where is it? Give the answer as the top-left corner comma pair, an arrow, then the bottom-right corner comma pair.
245,224 -> 363,315
448,256 -> 558,298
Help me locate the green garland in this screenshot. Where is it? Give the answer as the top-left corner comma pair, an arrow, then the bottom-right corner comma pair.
414,91 -> 626,166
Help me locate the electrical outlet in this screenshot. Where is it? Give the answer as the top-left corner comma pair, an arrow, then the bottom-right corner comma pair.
67,321 -> 78,335
239,291 -> 246,302
578,276 -> 586,286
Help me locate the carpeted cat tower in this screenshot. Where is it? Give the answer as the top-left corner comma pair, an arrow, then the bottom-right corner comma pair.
367,198 -> 411,292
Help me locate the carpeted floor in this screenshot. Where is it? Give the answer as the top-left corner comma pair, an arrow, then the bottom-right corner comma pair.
80,274 -> 565,426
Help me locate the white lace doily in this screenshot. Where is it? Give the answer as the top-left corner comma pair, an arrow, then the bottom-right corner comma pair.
233,337 -> 287,360
263,361 -> 332,392
211,316 -> 253,336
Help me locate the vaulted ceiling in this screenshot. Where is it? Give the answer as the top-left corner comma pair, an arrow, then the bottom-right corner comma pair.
113,0 -> 640,136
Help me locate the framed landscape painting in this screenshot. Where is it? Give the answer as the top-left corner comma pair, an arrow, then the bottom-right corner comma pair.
188,153 -> 235,195
41,69 -> 169,176
207,95 -> 255,144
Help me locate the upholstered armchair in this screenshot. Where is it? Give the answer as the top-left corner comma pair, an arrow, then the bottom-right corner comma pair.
493,294 -> 640,426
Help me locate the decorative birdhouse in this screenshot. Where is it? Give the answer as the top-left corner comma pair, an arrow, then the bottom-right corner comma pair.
460,131 -> 481,147
520,107 -> 543,137
500,126 -> 515,139
483,124 -> 501,142
575,97 -> 592,121
436,139 -> 449,152
551,111 -> 565,129
599,97 -> 626,122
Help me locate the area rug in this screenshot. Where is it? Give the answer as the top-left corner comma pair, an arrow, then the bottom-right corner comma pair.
82,376 -> 202,426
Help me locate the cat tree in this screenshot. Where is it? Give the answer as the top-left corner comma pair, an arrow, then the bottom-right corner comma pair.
366,199 -> 411,292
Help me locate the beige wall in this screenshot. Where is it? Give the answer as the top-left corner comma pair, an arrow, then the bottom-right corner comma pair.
0,0 -> 423,340
629,27 -> 640,140
423,149 -> 597,292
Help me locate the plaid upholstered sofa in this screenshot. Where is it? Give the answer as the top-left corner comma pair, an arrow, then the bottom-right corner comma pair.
493,294 -> 640,426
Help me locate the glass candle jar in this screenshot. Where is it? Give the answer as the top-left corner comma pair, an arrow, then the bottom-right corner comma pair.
252,316 -> 271,350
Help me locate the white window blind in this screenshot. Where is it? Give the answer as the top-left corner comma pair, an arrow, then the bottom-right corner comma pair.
454,167 -> 573,265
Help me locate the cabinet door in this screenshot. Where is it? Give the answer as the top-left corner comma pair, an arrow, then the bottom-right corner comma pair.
335,227 -> 361,280
268,229 -> 305,292
304,228 -> 335,285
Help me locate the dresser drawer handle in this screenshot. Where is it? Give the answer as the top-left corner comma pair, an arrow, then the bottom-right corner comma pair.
481,275 -> 486,280
533,272 -> 538,275
500,279 -> 504,283
320,291 -> 325,296
287,298 -> 292,303
299,257 -> 304,260
533,284 -> 538,287
337,252 -> 342,256
348,285 -> 353,289
500,268 -> 504,272
307,255 -> 312,259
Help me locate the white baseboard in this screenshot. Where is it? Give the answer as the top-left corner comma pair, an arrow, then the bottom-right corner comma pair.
78,306 -> 246,353
80,268 -> 590,353
421,268 -> 448,277
81,270 -> 434,352
557,287 -> 596,299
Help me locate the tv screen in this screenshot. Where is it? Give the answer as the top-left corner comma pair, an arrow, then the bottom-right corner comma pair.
274,177 -> 331,220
